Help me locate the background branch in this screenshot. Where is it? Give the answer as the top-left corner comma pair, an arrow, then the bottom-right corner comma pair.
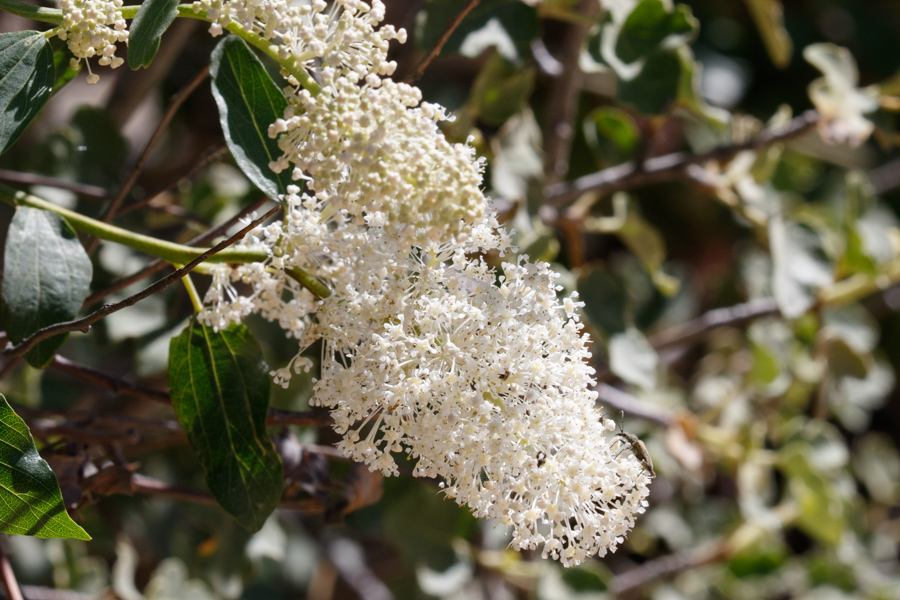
545,110 -> 820,207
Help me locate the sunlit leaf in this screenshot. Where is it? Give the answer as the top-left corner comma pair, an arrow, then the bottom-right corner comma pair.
0,395 -> 90,540
0,31 -> 54,155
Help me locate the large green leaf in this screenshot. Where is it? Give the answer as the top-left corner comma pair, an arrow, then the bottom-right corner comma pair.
210,36 -> 292,201
168,319 -> 283,532
0,395 -> 90,540
128,0 -> 180,69
1,207 -> 92,368
0,31 -> 55,155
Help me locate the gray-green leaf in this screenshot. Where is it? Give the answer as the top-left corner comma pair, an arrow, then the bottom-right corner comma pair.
127,0 -> 180,69
0,394 -> 90,540
210,36 -> 292,201
609,328 -> 658,390
0,31 -> 55,155
1,207 -> 92,368
168,319 -> 283,532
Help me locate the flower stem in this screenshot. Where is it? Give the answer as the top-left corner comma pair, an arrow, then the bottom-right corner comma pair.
179,270 -> 205,313
0,183 -> 267,264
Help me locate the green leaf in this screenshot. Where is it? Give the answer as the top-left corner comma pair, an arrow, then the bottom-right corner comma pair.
617,49 -> 681,114
0,394 -> 90,540
48,37 -> 79,94
577,268 -> 628,338
127,0 -> 180,69
1,207 -> 92,368
0,31 -> 55,155
614,0 -> 696,63
469,53 -> 535,126
168,319 -> 282,532
584,106 -> 640,166
210,36 -> 292,201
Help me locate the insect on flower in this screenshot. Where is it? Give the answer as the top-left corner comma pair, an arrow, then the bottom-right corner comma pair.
606,411 -> 656,479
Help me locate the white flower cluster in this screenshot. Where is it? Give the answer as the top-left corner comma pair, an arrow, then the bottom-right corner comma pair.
197,0 -> 651,566
57,0 -> 128,84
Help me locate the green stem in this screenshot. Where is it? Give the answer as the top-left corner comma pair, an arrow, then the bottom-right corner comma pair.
179,269 -> 205,312
818,258 -> 900,307
0,183 -> 267,264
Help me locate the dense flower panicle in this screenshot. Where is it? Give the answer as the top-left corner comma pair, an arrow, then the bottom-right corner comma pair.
195,0 -> 651,566
307,238 -> 650,566
57,0 -> 128,83
269,72 -> 486,243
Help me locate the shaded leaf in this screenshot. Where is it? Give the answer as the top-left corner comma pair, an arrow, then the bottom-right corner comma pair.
1,207 -> 92,368
0,31 -> 55,155
614,0 -> 696,63
128,0 -> 180,69
584,106 -> 640,166
48,37 -> 79,94
0,394 -> 90,540
577,268 -> 628,338
616,211 -> 680,296
469,53 -> 535,126
609,328 -> 658,390
210,36 -> 292,200
168,319 -> 282,532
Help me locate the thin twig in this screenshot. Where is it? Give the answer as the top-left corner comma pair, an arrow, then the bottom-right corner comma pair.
3,205 -> 281,358
595,383 -> 675,427
42,358 -> 334,427
0,541 -> 24,600
50,356 -> 170,404
648,297 -> 780,351
83,195 -> 272,306
403,0 -> 481,83
611,540 -> 728,598
545,110 -> 820,207
85,64 -> 211,254
117,142 -> 229,219
0,169 -> 108,200
129,473 -> 325,513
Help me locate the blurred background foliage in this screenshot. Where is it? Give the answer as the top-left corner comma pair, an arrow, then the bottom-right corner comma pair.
1,0 -> 900,598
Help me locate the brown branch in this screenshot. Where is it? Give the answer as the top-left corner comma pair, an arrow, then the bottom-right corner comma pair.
403,0 -> 481,84
545,110 -> 820,207
83,195 -> 272,306
594,297 -> 780,386
85,64 -> 212,254
128,473 -> 325,513
648,297 -> 780,352
542,0 -> 601,186
0,169 -> 108,200
117,141 -> 229,219
3,204 -> 282,359
595,383 -> 675,427
17,587 -> 93,600
611,541 -> 728,598
50,356 -> 171,404
43,357 -> 333,428
0,541 -> 23,600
